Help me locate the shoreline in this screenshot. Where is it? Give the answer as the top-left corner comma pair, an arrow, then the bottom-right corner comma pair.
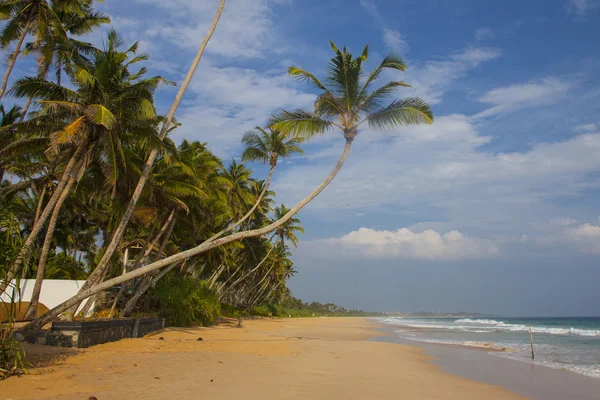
372,319 -> 600,400
0,317 -> 527,399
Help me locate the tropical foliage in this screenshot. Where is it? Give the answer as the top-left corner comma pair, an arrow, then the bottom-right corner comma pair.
0,0 -> 432,340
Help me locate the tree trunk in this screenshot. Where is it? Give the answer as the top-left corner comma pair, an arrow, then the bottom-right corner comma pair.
19,97 -> 33,123
73,0 -> 227,304
248,265 -> 275,306
108,210 -> 175,318
206,165 -> 275,244
208,264 -> 226,289
221,245 -> 274,296
33,186 -> 47,225
0,21 -> 30,100
23,174 -> 77,320
1,139 -> 87,295
23,138 -> 353,330
121,262 -> 178,317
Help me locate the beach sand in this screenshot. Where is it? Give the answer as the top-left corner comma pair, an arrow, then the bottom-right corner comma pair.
0,317 -> 526,399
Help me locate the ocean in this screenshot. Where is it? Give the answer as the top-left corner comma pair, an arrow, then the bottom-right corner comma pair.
379,316 -> 600,379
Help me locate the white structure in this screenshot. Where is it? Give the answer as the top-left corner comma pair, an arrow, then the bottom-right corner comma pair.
0,279 -> 95,315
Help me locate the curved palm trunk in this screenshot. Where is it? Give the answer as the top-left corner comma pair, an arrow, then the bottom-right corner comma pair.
23,138 -> 353,330
23,174 -> 77,320
265,280 -> 283,304
108,210 -> 176,318
18,97 -> 33,123
207,165 -> 275,243
121,262 -> 179,318
0,21 -> 30,100
1,140 -> 87,295
33,186 -> 47,225
221,245 -> 274,296
119,215 -> 177,317
248,266 -> 275,306
71,0 -> 227,308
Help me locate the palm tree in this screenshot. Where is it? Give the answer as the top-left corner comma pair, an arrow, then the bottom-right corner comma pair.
9,29 -> 167,312
0,0 -> 87,99
24,40 -> 433,329
0,104 -> 22,181
273,204 -> 303,247
65,0 -> 227,307
19,0 -> 110,118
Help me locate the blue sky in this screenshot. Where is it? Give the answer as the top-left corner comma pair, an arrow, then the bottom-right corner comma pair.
4,0 -> 600,315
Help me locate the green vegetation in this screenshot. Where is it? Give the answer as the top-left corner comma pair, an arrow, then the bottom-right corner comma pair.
1,0 -> 432,341
155,276 -> 220,327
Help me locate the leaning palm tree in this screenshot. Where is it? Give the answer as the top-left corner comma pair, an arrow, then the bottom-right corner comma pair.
24,40 -> 433,329
5,29 -> 167,304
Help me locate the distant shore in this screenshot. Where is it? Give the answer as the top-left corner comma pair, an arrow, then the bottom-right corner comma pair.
0,317 -> 525,399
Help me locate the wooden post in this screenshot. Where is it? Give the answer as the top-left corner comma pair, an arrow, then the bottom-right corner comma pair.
529,325 -> 535,360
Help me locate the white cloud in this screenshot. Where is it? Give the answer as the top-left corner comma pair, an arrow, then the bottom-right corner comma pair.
315,227 -> 499,260
574,123 -> 598,133
539,218 -> 600,254
565,222 -> 600,253
402,47 -> 502,104
171,61 -> 314,154
474,77 -> 572,119
133,0 -> 285,59
475,28 -> 495,41
383,29 -> 407,52
566,0 -> 599,16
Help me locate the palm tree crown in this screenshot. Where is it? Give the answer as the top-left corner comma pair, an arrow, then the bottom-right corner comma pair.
271,41 -> 433,141
241,127 -> 303,167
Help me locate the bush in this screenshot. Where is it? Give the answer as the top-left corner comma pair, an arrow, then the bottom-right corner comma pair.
156,276 -> 220,327
0,324 -> 27,380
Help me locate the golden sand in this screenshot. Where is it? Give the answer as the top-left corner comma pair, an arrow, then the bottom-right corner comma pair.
0,317 -> 526,399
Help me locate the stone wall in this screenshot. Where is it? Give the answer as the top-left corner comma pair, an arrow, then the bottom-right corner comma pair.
18,317 -> 165,348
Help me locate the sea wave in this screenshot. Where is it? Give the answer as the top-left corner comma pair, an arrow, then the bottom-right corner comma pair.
381,318 -> 600,337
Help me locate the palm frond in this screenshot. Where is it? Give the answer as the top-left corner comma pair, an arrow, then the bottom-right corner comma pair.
270,110 -> 333,138
364,97 -> 434,130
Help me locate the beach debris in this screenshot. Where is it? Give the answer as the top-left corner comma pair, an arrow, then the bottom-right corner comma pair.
197,337 -> 203,341
154,377 -> 160,380
210,379 -> 214,382
159,337 -> 164,341
88,397 -> 98,400
237,317 -> 243,328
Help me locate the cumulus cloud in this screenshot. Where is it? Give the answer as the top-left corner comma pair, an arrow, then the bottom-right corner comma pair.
538,218 -> 600,254
316,227 -> 499,260
565,222 -> 600,254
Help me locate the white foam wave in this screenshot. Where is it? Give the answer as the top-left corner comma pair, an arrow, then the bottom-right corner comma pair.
380,317 -> 600,337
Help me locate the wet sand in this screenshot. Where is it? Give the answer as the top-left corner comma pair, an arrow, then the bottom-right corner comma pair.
0,317 -> 526,399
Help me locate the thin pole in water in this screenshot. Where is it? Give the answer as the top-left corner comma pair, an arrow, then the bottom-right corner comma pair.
529,325 -> 535,360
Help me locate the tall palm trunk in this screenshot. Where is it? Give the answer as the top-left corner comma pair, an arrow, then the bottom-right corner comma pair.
247,264 -> 275,306
120,262 -> 179,318
33,186 -> 47,225
0,21 -> 30,100
70,0 -> 227,308
24,137 -> 353,330
221,245 -> 274,296
1,139 -> 87,295
108,210 -> 176,318
18,97 -> 33,122
119,215 -> 177,317
23,174 -> 77,320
